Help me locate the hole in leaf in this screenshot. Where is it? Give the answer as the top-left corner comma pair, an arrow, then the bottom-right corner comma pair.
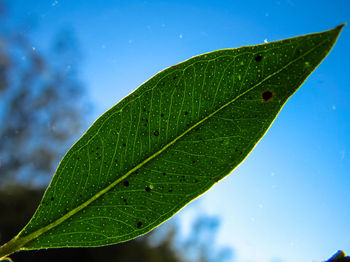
262,90 -> 274,102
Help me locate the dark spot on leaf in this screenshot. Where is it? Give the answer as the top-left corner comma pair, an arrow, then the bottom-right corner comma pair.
160,113 -> 164,118
173,76 -> 177,80
255,55 -> 263,62
114,159 -> 118,163
137,221 -> 143,228
123,181 -> 129,187
192,160 -> 196,164
154,130 -> 159,136
50,197 -> 54,201
262,90 -> 274,102
184,111 -> 189,115
145,186 -> 152,192
194,179 -> 198,183
134,170 -> 139,174
122,143 -> 126,147
168,189 -> 173,193
143,108 -> 146,112
162,172 -> 166,176
144,123 -> 148,127
123,198 -> 128,205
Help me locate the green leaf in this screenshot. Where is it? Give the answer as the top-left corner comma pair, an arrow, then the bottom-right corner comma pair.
0,24 -> 344,258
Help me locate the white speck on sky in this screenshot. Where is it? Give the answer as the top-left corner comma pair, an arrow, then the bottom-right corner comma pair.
179,34 -> 183,39
51,0 -> 58,7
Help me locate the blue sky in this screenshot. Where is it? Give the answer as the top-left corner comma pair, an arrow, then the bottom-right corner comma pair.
8,0 -> 350,261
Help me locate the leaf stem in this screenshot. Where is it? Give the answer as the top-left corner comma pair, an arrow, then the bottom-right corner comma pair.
0,235 -> 25,259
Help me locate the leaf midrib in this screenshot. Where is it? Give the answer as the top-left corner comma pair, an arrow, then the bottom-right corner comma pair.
17,38 -> 327,249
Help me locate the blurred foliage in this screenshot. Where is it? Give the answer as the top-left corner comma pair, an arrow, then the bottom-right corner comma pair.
0,0 -> 88,186
327,251 -> 350,262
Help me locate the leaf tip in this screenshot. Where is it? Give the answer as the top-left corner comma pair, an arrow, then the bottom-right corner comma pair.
336,23 -> 346,30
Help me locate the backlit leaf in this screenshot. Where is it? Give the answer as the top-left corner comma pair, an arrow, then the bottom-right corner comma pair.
0,24 -> 344,258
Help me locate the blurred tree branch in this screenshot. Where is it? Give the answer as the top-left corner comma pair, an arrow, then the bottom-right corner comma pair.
0,0 -> 89,187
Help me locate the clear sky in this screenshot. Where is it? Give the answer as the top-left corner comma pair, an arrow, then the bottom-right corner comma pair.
8,1 -> 350,262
